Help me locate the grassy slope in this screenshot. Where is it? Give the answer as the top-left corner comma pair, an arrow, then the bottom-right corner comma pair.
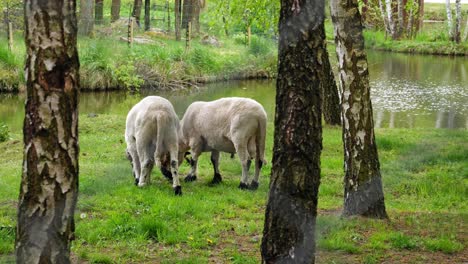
0,112 -> 466,263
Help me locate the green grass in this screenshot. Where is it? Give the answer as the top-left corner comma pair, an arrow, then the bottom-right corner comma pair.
0,109 -> 466,262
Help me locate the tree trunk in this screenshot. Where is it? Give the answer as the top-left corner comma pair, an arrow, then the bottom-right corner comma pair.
95,0 -> 104,24
192,0 -> 200,36
16,0 -> 80,262
454,0 -> 461,43
319,24 -> 341,126
445,0 -> 453,40
261,0 -> 323,263
144,0 -> 151,31
79,0 -> 94,35
330,0 -> 388,218
385,0 -> 396,38
175,0 -> 182,40
182,0 -> 191,29
417,0 -> 424,31
378,0 -> 390,34
397,0 -> 404,37
111,0 -> 121,22
133,0 -> 143,27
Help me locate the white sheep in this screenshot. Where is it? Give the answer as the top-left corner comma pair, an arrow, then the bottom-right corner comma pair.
125,96 -> 182,195
179,97 -> 267,190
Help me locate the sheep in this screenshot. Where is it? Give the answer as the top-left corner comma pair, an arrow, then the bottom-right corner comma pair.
179,97 -> 267,190
125,96 -> 182,195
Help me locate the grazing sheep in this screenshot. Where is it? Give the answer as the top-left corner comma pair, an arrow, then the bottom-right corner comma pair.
179,97 -> 267,190
125,96 -> 182,195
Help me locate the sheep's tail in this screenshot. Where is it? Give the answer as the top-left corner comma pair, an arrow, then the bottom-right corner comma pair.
256,116 -> 267,166
154,112 -> 168,162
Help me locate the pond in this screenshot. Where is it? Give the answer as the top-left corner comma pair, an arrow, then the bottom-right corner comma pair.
1,50 -> 467,132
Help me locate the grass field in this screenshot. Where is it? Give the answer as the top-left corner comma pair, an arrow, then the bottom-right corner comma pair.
0,109 -> 466,263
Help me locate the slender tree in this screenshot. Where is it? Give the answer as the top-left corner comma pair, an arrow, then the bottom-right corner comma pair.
95,0 -> 104,24
16,0 -> 80,262
330,0 -> 388,218
111,0 -> 121,22
182,0 -> 192,29
261,0 -> 323,262
79,0 -> 94,35
445,0 -> 454,40
319,23 -> 341,126
454,0 -> 461,43
175,0 -> 182,40
133,0 -> 143,26
144,0 -> 151,30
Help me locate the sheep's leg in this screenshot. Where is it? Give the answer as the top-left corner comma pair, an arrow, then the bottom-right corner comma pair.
169,148 -> 182,195
184,151 -> 200,182
250,158 -> 263,190
210,150 -> 222,184
236,143 -> 250,190
137,139 -> 155,187
127,143 -> 141,186
160,154 -> 173,181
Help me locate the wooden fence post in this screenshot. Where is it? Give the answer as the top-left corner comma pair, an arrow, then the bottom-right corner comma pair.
128,17 -> 134,47
8,22 -> 14,51
186,21 -> 191,51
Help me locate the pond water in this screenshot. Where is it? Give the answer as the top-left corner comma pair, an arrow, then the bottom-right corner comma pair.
1,50 -> 467,132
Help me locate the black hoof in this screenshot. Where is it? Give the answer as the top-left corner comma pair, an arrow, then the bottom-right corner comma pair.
134,178 -> 139,186
161,167 -> 173,181
211,173 -> 222,185
249,181 -> 259,190
174,186 -> 182,196
239,182 -> 249,190
184,174 -> 197,182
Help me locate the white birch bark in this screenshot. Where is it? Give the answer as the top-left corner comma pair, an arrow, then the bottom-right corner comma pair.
379,0 -> 390,34
385,0 -> 396,38
455,0 -> 461,42
445,0 -> 454,39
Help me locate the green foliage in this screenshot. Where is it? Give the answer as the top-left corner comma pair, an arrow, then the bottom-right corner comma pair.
188,47 -> 220,73
0,226 -> 15,254
249,36 -> 273,56
114,61 -> 144,91
424,237 -> 464,254
389,232 -> 418,250
0,122 -> 9,142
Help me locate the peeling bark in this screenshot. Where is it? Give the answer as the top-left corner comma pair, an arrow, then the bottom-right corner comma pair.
330,0 -> 388,218
261,0 -> 323,263
16,0 -> 80,263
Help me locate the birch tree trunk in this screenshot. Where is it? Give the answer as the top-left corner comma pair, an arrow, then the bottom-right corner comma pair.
445,0 -> 454,40
378,0 -> 390,34
463,14 -> 468,42
261,0 -> 323,262
111,0 -> 121,22
79,0 -> 94,35
175,0 -> 182,40
385,0 -> 396,38
16,0 -> 80,262
397,0 -> 404,37
454,0 -> 461,43
330,0 -> 388,218
319,24 -> 341,126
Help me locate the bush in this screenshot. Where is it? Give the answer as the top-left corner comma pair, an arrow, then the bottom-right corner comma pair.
249,36 -> 273,56
0,122 -> 9,142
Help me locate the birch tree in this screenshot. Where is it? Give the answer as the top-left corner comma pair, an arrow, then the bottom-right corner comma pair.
454,0 -> 462,42
16,0 -> 80,262
446,0 -> 454,40
261,0 -> 323,262
330,0 -> 388,218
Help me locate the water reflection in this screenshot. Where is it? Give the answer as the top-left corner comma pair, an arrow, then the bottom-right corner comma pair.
0,51 -> 467,131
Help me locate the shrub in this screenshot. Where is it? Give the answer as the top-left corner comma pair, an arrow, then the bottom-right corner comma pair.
0,122 -> 9,142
